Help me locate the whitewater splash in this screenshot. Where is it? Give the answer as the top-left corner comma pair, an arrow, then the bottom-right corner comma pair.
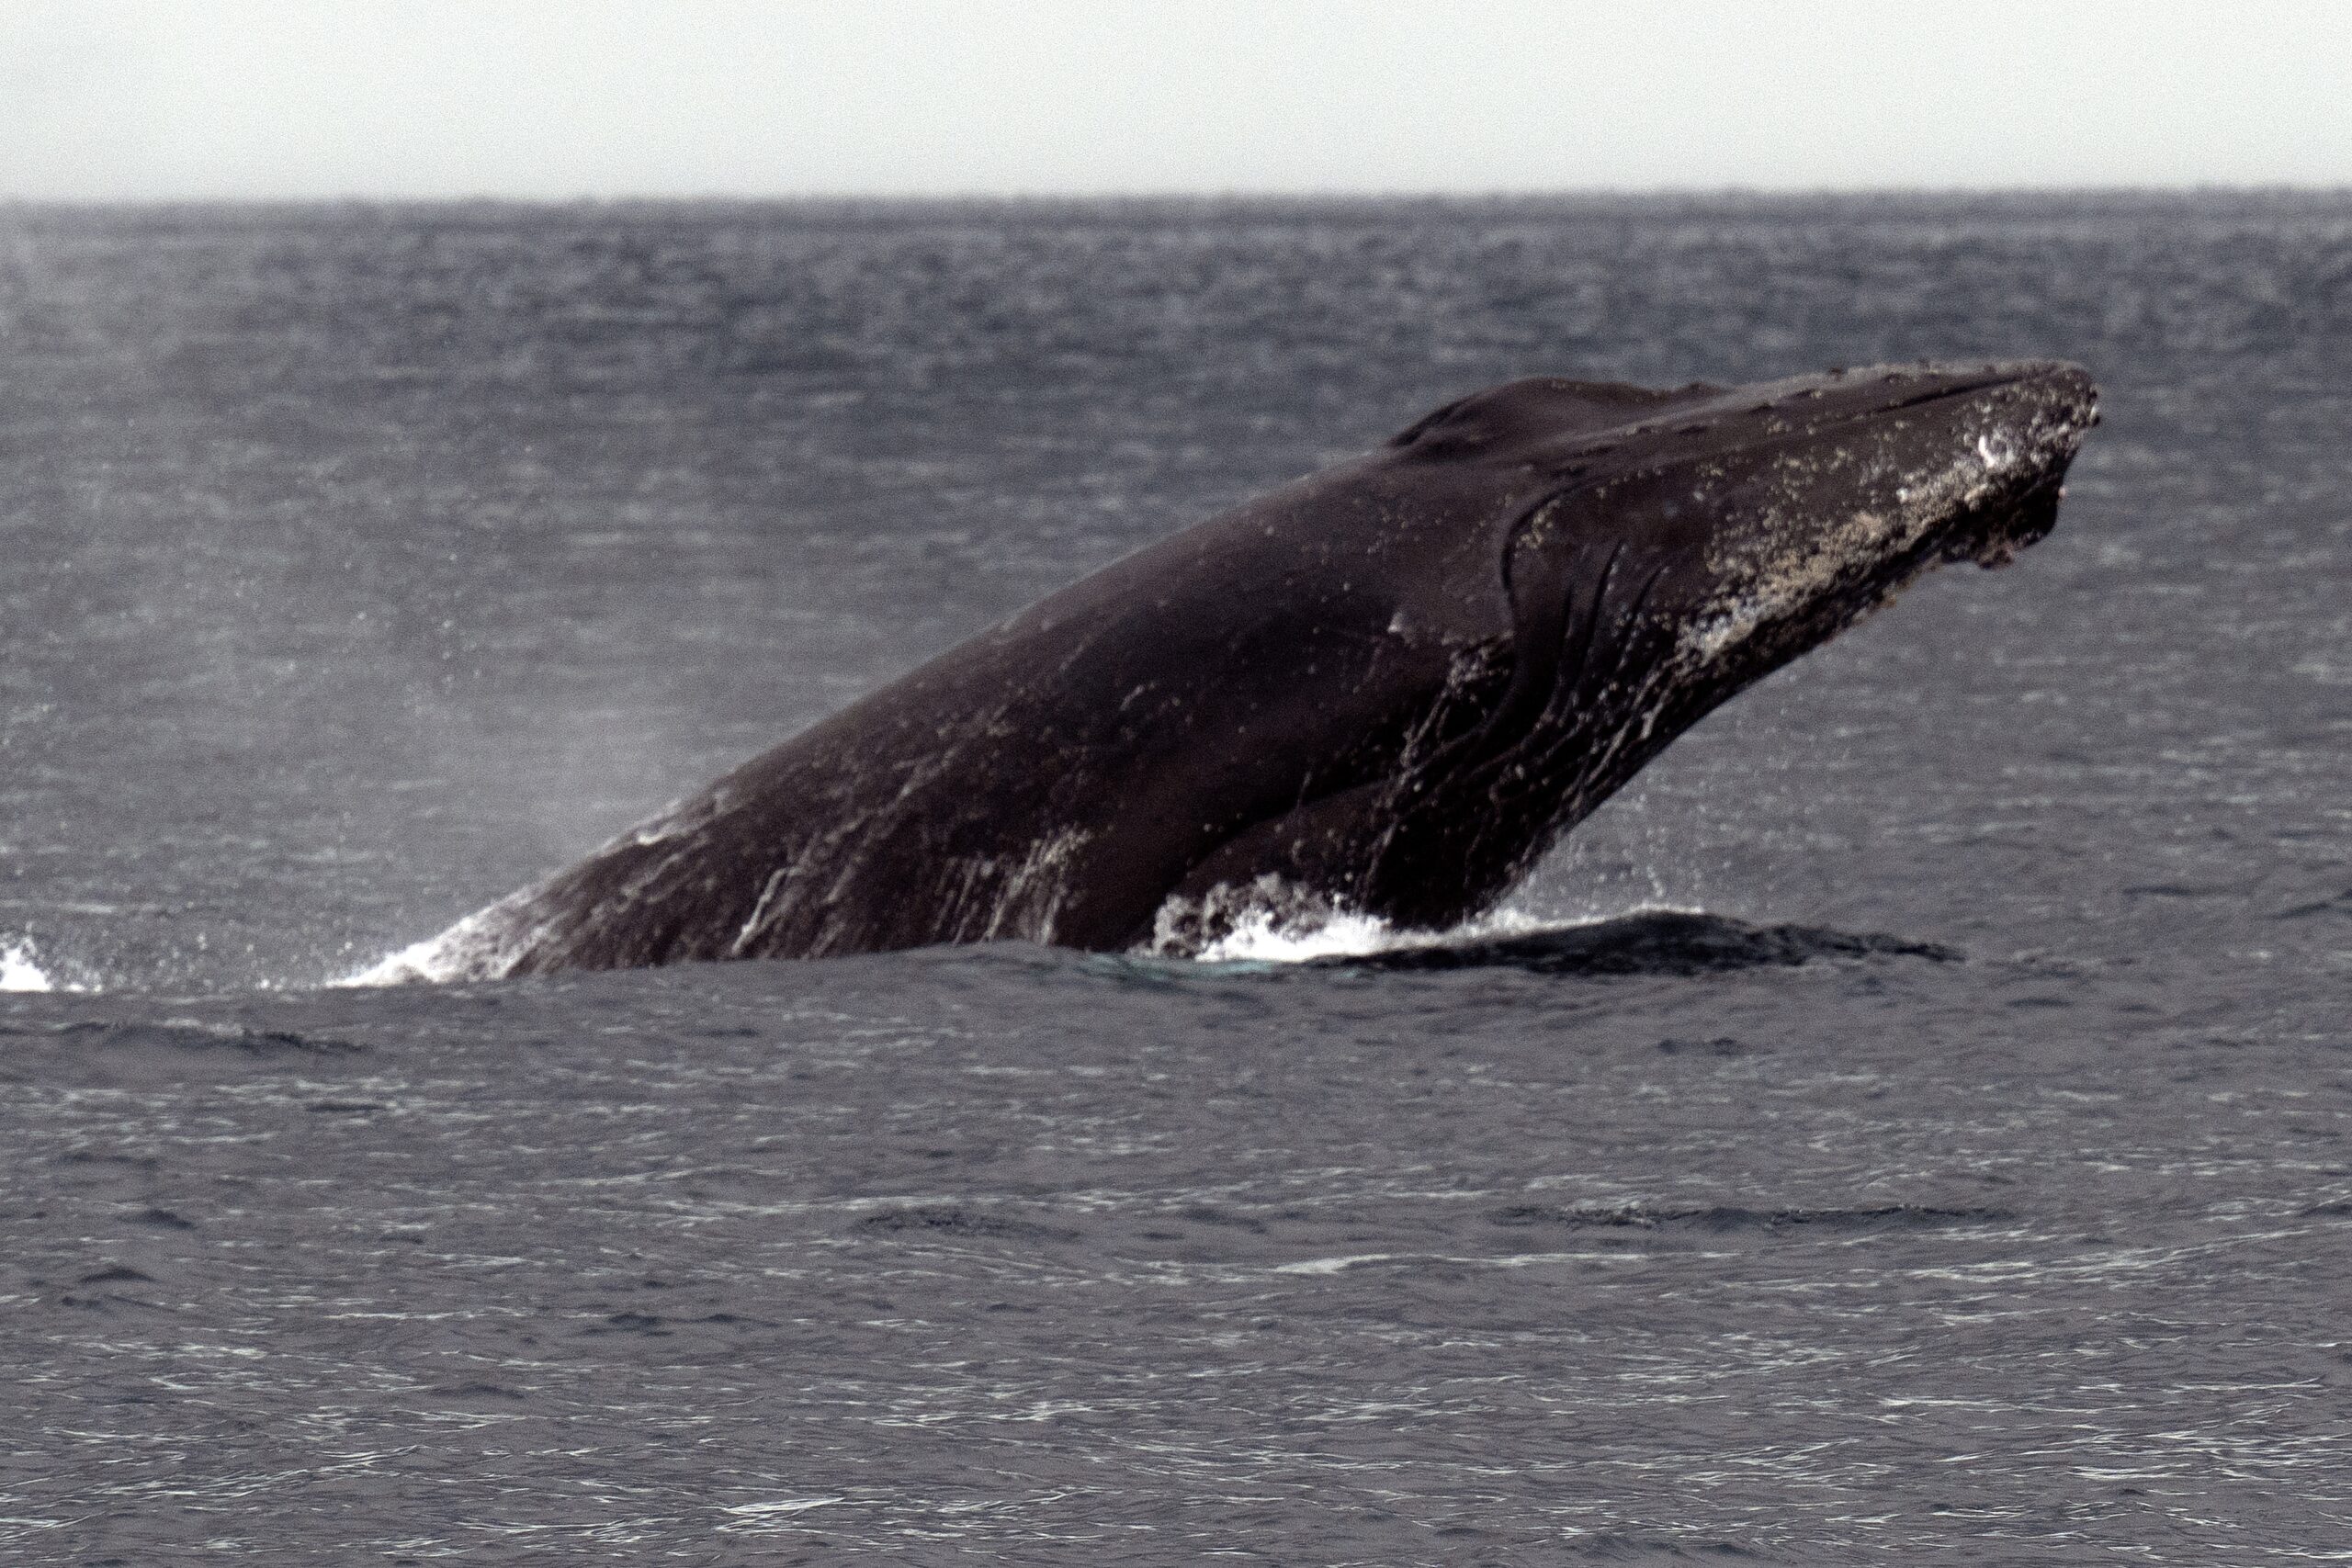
336,929 -> 471,987
1145,869 -> 1687,966
1189,906 -> 1407,964
336,860 -> 1693,982
341,907 -> 1442,983
1180,893 -> 1664,967
2,938 -> 59,993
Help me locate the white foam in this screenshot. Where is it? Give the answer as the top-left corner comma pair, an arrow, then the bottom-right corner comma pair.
2,938 -> 57,992
333,899 -> 533,987
336,924 -> 493,987
1188,902 -> 1568,965
1191,906 -> 1404,964
335,938 -> 448,988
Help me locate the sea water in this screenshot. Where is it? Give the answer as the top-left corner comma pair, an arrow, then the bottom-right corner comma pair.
3,195 -> 2349,1562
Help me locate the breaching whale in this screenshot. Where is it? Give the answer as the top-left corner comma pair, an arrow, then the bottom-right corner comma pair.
390,360 -> 2097,979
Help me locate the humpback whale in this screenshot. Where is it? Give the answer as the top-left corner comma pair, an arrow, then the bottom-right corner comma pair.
391,360 -> 2097,979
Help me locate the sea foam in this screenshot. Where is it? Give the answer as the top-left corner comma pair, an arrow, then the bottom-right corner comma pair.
2,938 -> 57,993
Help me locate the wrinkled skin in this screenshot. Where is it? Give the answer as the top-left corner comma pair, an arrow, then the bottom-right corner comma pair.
402,360 -> 2098,978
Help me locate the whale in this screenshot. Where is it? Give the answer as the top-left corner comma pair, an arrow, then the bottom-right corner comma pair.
387,359 -> 2098,979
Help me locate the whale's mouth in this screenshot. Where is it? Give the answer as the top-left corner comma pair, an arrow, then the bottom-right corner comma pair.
1951,471 -> 2067,571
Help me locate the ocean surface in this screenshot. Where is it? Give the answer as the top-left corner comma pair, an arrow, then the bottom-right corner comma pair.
2,195 -> 2348,1562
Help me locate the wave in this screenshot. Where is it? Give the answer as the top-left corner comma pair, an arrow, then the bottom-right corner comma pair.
1489,1201 -> 2014,1234
0,1017 -> 364,1055
1311,909 -> 1962,977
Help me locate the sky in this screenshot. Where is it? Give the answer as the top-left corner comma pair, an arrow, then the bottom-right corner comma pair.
4,0 -> 2349,201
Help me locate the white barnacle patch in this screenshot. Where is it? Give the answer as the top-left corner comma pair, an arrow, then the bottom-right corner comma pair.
1679,400 -> 2050,668
1684,494 -> 1909,662
1684,592 -> 1768,660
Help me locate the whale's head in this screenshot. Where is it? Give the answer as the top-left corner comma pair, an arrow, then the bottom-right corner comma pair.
1359,359 -> 2098,924
1609,362 -> 2093,659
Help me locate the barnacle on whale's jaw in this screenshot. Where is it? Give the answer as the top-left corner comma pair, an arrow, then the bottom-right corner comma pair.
1661,359 -> 2098,672
1933,364 -> 2098,571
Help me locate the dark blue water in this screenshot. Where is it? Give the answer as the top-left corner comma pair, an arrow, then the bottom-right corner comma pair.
3,196 -> 2348,1562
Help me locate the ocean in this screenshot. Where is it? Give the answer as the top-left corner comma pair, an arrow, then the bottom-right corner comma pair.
3,194 -> 2347,1562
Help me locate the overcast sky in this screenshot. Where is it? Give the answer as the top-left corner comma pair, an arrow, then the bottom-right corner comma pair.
4,0 -> 2348,200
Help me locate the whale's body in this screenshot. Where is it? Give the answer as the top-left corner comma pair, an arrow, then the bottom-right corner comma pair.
397,361 -> 2097,979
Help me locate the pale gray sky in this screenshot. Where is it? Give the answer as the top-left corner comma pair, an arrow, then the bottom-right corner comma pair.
4,0 -> 2348,200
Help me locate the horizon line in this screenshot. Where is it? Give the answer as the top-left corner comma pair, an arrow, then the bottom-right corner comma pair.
7,182 -> 2352,212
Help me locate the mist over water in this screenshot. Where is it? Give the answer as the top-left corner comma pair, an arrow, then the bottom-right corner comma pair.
4,195 -> 2350,1561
